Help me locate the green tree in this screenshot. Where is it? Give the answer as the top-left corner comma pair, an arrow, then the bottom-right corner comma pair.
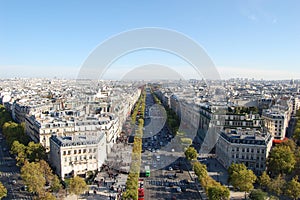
228,163 -> 247,182
228,163 -> 247,175
293,127 -> 300,143
229,164 -> 257,198
268,174 -> 285,196
249,189 -> 268,200
39,192 -> 56,200
258,171 -> 271,190
26,142 -> 46,162
207,184 -> 230,200
50,175 -> 62,193
278,139 -> 296,152
185,146 -> 197,160
0,181 -> 7,199
285,176 -> 300,200
267,145 -> 296,175
193,161 -> 208,179
21,161 -> 46,196
69,176 -> 87,200
11,140 -> 27,165
38,160 -> 54,185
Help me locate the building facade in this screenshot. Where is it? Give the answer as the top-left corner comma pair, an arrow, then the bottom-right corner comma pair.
50,133 -> 106,180
216,128 -> 273,175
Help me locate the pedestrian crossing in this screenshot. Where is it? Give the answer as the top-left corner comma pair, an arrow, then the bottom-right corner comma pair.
0,160 -> 8,165
146,179 -> 187,187
11,197 -> 32,200
0,160 -> 15,166
0,171 -> 17,177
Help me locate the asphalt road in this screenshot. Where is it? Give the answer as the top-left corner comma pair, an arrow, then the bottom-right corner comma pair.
0,131 -> 33,200
141,91 -> 203,200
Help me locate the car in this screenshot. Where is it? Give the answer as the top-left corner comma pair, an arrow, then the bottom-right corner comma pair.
181,186 -> 187,192
11,180 -> 17,185
176,186 -> 182,192
20,185 -> 28,191
168,167 -> 173,171
156,155 -> 160,161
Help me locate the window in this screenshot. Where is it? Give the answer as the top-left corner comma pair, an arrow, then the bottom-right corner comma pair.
68,150 -> 71,155
63,151 -> 66,155
79,149 -> 81,154
74,150 -> 77,154
83,149 -> 86,153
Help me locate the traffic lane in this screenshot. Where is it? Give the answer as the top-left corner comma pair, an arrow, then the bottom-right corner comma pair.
145,169 -> 200,200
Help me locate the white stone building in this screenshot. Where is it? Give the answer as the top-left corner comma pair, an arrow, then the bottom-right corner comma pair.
216,128 -> 273,175
49,133 -> 106,180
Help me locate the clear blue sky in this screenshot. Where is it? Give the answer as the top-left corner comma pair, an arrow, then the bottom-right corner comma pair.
0,0 -> 299,79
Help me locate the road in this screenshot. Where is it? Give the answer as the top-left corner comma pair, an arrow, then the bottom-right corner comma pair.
141,89 -> 203,200
0,131 -> 33,200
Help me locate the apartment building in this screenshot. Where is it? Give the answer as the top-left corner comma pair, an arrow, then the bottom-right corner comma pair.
49,133 -> 106,180
262,105 -> 290,140
216,128 -> 273,175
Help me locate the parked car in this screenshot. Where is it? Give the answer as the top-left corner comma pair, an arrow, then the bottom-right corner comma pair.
176,186 -> 182,192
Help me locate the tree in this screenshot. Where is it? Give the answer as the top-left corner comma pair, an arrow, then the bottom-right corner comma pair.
38,160 -> 54,185
207,184 -> 230,200
267,174 -> 285,196
285,176 -> 300,200
0,182 -> 7,199
267,145 -> 296,175
193,161 -> 208,179
293,128 -> 300,143
185,146 -> 197,160
258,171 -> 271,190
228,163 -> 247,175
26,142 -> 46,162
278,139 -> 296,152
69,176 -> 87,199
11,140 -> 27,165
21,161 -> 46,196
39,192 -> 56,200
229,164 -> 257,198
50,175 -> 62,193
249,189 -> 268,200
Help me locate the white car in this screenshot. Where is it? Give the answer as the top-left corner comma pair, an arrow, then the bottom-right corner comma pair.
176,186 -> 182,192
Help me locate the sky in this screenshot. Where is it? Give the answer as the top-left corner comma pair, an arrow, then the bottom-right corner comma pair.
0,0 -> 300,80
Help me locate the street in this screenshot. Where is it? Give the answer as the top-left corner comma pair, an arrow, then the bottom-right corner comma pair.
0,131 -> 33,200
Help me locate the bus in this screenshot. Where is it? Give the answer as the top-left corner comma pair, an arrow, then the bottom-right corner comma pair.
145,166 -> 150,177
